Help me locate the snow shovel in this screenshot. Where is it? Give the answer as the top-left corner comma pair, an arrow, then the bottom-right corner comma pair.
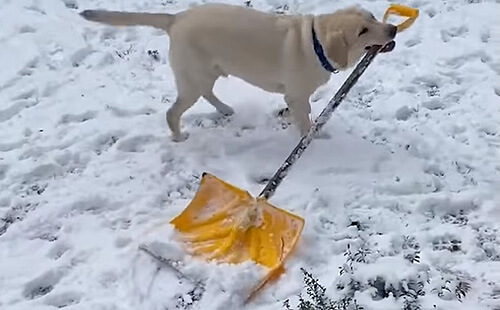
167,3 -> 419,302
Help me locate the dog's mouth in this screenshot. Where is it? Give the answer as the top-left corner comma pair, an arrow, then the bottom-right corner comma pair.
364,40 -> 396,53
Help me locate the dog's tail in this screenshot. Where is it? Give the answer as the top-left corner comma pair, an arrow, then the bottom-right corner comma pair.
79,10 -> 175,31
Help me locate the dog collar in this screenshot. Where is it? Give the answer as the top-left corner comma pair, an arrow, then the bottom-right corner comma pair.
312,25 -> 339,74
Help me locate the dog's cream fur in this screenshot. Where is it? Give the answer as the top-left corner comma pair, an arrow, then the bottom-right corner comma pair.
80,3 -> 396,141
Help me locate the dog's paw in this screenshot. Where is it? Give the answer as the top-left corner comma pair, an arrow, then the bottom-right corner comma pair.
219,106 -> 235,116
171,132 -> 189,142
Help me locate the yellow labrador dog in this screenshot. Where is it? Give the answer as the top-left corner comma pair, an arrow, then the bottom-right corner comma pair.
80,3 -> 396,142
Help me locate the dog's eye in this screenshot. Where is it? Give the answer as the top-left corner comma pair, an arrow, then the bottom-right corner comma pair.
358,27 -> 369,36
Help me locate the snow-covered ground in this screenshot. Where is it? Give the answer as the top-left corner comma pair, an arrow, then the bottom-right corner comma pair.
1,0 -> 499,309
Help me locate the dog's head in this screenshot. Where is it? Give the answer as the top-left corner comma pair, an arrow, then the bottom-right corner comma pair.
318,6 -> 397,69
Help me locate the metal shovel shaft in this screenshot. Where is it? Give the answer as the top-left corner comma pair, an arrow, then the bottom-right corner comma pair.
258,45 -> 383,200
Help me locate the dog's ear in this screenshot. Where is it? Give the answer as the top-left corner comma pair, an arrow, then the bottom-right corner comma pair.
325,31 -> 348,69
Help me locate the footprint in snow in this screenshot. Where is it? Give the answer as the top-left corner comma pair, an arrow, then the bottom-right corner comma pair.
115,236 -> 132,248
44,291 -> 82,308
61,0 -> 78,9
97,52 -> 116,67
108,217 -> 132,231
98,270 -> 120,289
107,105 -> 157,118
425,8 -> 437,18
22,218 -> 60,242
70,47 -> 94,67
0,99 -> 40,123
23,163 -> 64,182
23,268 -> 69,300
47,242 -> 71,260
443,51 -> 491,70
412,75 -> 441,91
53,151 -> 89,174
0,138 -> 25,152
116,134 -> 158,152
42,82 -> 62,97
404,37 -> 421,48
0,51 -> 39,93
394,105 -> 414,121
99,27 -> 118,41
184,111 -> 233,130
18,57 -> 39,77
11,88 -> 38,101
92,130 -> 125,155
19,25 -> 36,34
441,25 -> 469,43
0,164 -> 9,180
422,98 -> 446,110
58,110 -> 98,125
69,196 -> 117,216
0,200 -> 41,237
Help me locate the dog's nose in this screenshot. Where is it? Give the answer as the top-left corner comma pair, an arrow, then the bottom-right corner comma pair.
386,24 -> 397,38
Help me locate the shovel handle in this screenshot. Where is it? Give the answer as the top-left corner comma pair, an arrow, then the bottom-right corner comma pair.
259,4 -> 419,200
258,45 -> 383,199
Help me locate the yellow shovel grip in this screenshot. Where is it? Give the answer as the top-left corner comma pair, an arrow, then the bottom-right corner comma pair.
382,4 -> 419,32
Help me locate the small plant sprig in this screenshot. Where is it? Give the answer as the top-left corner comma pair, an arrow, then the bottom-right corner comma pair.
455,280 -> 471,301
404,251 -> 421,264
432,276 -> 471,302
402,236 -> 421,264
283,268 -> 363,310
402,297 -> 421,310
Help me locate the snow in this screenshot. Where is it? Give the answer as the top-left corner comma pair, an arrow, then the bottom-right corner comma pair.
0,0 -> 499,309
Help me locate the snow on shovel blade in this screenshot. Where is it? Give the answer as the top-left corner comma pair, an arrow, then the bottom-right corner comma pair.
169,173 -> 304,296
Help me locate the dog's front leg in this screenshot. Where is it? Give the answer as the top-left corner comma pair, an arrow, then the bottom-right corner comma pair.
284,94 -> 312,137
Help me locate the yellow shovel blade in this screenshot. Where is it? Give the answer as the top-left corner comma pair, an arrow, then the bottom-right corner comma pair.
170,173 -> 305,270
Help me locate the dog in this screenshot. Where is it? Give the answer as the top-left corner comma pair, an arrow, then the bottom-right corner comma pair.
79,3 -> 396,142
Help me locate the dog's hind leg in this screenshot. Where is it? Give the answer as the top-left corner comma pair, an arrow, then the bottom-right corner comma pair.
199,69 -> 234,116
167,43 -> 232,141
166,71 -> 232,141
166,76 -> 201,142
166,96 -> 199,142
202,92 -> 234,116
